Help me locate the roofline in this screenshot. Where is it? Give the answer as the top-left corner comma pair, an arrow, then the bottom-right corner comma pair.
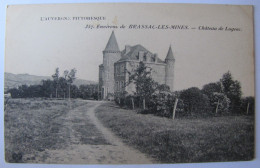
103,50 -> 121,53
115,60 -> 166,66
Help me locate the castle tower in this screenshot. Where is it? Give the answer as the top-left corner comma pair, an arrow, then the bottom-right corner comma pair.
165,45 -> 175,91
102,31 -> 121,99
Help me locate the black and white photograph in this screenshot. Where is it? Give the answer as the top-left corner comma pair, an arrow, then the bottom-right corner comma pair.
3,3 -> 255,165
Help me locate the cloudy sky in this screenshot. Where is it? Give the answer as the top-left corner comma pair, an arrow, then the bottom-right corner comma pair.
5,3 -> 254,96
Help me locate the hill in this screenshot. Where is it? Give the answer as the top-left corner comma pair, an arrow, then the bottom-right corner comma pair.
4,72 -> 97,91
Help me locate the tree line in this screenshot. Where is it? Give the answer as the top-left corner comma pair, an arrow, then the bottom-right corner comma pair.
115,62 -> 254,118
7,68 -> 98,100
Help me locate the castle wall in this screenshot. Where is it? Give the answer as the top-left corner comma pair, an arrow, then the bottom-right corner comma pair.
114,60 -> 167,96
102,51 -> 121,99
125,61 -> 136,95
165,60 -> 174,91
114,61 -> 127,96
98,65 -> 104,99
148,63 -> 166,85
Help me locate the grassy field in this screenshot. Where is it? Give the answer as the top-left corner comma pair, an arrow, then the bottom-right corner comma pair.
4,99 -> 255,164
95,102 -> 255,163
4,98 -> 109,163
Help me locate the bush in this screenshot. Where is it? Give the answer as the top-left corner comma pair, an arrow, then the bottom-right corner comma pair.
211,92 -> 230,115
179,87 -> 211,117
148,92 -> 174,117
240,96 -> 255,115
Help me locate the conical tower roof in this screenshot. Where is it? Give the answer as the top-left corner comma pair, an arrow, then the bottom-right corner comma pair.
165,45 -> 175,60
104,31 -> 120,52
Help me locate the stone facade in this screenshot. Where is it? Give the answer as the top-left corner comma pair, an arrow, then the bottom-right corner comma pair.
99,31 -> 121,100
99,31 -> 175,100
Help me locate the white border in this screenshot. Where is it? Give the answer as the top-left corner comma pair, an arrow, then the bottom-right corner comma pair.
0,0 -> 259,168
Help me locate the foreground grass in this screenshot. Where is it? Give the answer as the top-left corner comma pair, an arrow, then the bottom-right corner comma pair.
95,102 -> 254,163
4,98 -> 90,163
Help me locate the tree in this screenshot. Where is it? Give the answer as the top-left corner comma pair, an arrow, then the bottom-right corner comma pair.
79,84 -> 98,99
241,96 -> 255,115
202,82 -> 230,114
52,68 -> 60,98
70,85 -> 79,98
65,68 -> 77,100
128,62 -> 157,109
220,71 -> 242,113
58,69 -> 77,99
179,87 -> 210,116
79,85 -> 90,99
8,88 -> 20,98
115,91 -> 128,107
149,84 -> 175,117
202,82 -> 222,97
28,84 -> 43,97
63,70 -> 69,80
211,92 -> 230,114
19,85 -> 29,98
41,79 -> 54,98
58,77 -> 68,98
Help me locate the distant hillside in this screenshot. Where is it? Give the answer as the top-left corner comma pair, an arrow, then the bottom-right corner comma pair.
4,72 -> 97,90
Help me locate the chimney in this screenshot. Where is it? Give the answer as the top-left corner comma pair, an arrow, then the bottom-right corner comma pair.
145,53 -> 150,62
154,53 -> 158,62
138,51 -> 145,61
125,45 -> 131,54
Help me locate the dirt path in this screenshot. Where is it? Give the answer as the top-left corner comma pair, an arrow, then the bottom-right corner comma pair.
87,101 -> 129,146
25,100 -> 153,164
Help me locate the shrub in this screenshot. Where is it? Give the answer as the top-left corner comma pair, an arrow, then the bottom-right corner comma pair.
240,96 -> 255,115
211,92 -> 230,115
148,92 -> 174,117
179,87 -> 211,117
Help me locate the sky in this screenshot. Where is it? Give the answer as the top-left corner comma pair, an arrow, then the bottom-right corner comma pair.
4,3 -> 255,96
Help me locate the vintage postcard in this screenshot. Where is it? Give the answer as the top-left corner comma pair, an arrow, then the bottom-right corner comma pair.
4,3 -> 254,164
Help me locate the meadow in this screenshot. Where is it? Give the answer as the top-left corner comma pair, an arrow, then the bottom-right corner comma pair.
4,98 -> 107,163
95,102 -> 255,163
4,98 -> 255,163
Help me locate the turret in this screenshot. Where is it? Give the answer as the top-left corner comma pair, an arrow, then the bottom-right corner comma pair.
165,45 -> 175,91
102,31 -> 121,99
103,31 -> 120,53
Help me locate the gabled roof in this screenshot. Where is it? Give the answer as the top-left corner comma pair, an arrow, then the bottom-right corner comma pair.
120,44 -> 149,60
104,31 -> 120,52
118,44 -> 164,63
165,45 -> 175,60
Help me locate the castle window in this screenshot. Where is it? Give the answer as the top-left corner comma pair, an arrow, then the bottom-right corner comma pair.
143,55 -> 147,61
119,81 -> 121,91
151,56 -> 155,62
136,55 -> 139,60
107,59 -> 109,66
121,64 -> 125,76
116,66 -> 120,76
116,81 -> 119,91
121,81 -> 124,90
